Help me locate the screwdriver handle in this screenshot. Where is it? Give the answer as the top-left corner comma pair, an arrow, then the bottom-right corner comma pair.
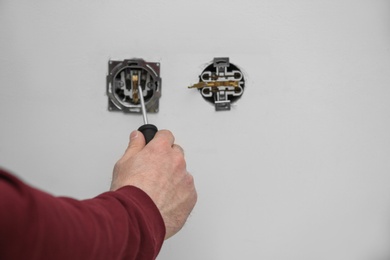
138,124 -> 158,144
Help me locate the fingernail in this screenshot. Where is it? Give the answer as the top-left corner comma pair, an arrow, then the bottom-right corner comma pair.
130,130 -> 139,141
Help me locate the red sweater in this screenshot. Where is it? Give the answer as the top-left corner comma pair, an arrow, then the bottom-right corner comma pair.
0,169 -> 165,260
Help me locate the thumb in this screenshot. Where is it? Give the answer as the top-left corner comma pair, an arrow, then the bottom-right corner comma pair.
123,130 -> 146,160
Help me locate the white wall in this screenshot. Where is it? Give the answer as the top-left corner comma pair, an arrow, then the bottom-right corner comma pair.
1,1 -> 390,259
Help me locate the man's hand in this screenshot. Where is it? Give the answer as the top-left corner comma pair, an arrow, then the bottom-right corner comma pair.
110,130 -> 197,239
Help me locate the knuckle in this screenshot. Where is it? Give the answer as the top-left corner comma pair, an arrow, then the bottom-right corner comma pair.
173,154 -> 186,170
192,190 -> 198,204
155,130 -> 175,145
187,176 -> 196,191
157,129 -> 172,140
160,129 -> 173,136
113,160 -> 122,171
173,144 -> 185,155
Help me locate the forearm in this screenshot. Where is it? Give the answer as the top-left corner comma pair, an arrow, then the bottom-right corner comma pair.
0,169 -> 165,260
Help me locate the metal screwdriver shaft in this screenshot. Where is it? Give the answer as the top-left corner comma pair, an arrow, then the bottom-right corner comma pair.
138,84 -> 149,125
136,78 -> 158,144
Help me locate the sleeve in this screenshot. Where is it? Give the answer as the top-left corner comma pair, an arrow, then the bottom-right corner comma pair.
0,168 -> 165,260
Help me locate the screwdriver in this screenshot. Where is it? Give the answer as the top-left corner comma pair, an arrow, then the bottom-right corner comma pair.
135,75 -> 158,144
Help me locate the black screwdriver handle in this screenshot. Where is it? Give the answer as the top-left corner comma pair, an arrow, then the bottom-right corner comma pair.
138,124 -> 158,144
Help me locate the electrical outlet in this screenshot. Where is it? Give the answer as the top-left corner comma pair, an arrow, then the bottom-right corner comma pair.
107,59 -> 161,113
188,57 -> 245,111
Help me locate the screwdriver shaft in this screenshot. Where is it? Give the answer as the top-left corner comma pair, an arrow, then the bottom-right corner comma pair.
138,84 -> 148,125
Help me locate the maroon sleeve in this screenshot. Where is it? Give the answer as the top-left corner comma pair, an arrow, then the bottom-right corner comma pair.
0,169 -> 165,260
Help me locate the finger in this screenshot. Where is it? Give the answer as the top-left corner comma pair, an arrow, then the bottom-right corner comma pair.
172,144 -> 185,156
123,130 -> 146,159
153,129 -> 175,146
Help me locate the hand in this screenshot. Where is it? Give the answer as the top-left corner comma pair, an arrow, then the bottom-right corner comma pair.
110,130 -> 197,239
